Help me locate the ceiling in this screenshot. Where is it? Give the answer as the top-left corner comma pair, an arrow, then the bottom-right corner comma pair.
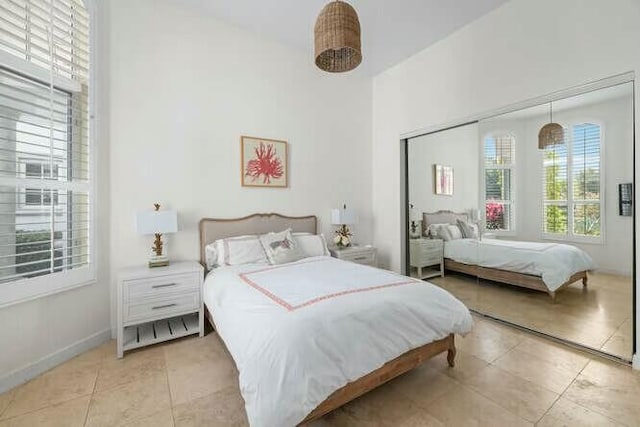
178,0 -> 509,76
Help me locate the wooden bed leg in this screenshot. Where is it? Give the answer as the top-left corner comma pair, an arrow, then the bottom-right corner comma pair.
582,275 -> 588,288
447,336 -> 456,367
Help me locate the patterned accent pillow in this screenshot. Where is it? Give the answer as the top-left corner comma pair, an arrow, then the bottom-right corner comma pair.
427,223 -> 450,239
260,229 -> 304,265
457,219 -> 479,239
447,224 -> 463,240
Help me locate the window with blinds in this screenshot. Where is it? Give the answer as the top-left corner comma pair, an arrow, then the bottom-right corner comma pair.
0,0 -> 92,301
483,134 -> 515,232
541,123 -> 602,241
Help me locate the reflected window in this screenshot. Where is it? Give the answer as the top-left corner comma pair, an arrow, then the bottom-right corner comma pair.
542,123 -> 602,241
483,134 -> 515,232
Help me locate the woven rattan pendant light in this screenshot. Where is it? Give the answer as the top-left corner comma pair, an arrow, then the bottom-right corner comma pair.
538,102 -> 564,149
314,0 -> 362,73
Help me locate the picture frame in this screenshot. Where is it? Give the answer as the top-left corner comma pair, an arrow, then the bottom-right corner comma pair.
241,136 -> 288,188
434,164 -> 453,195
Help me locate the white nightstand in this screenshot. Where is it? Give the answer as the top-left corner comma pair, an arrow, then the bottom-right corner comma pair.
330,245 -> 377,267
409,238 -> 444,279
117,261 -> 204,358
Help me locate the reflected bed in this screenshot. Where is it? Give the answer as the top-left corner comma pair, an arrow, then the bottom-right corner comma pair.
422,210 -> 594,301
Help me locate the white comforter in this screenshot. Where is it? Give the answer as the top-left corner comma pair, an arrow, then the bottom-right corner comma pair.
445,238 -> 595,291
203,256 -> 473,427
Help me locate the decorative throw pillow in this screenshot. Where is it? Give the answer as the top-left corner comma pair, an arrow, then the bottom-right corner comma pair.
427,223 -> 450,239
260,229 -> 304,265
204,243 -> 219,270
447,224 -> 463,240
432,224 -> 452,241
457,219 -> 479,239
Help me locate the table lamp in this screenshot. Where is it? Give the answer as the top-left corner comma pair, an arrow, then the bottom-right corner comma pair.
410,204 -> 421,238
331,204 -> 357,248
136,203 -> 178,267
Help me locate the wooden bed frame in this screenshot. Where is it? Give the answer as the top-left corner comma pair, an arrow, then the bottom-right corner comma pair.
444,259 -> 587,302
199,213 -> 457,425
422,210 -> 588,302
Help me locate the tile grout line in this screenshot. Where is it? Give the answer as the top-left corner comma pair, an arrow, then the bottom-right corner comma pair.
559,358 -> 633,427
560,395 -> 631,427
452,344 -> 553,425
164,348 -> 177,427
0,391 -> 17,421
82,353 -> 104,427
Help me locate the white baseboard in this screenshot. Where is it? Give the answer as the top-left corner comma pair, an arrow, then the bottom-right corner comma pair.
0,328 -> 111,394
633,353 -> 640,370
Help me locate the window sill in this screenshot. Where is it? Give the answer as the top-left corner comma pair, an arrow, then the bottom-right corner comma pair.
485,230 -> 517,237
541,234 -> 604,245
0,268 -> 96,309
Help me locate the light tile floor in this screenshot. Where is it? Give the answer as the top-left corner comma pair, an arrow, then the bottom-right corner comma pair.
430,271 -> 633,359
0,315 -> 638,426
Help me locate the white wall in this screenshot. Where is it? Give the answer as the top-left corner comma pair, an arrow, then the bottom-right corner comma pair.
480,96 -> 634,275
371,0 -> 640,365
372,0 -> 640,271
408,123 -> 479,219
0,0 -> 111,388
108,0 -> 373,331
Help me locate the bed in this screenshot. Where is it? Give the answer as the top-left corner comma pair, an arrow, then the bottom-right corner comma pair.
422,210 -> 595,301
199,213 -> 473,426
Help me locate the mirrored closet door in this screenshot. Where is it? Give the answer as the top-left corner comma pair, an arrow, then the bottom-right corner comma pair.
406,81 -> 635,361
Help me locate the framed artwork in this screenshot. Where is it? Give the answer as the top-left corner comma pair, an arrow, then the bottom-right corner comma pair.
434,164 -> 453,195
241,136 -> 288,188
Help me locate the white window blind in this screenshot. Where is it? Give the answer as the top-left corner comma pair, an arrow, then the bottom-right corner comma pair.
0,0 -> 91,299
483,134 -> 515,232
541,123 -> 602,241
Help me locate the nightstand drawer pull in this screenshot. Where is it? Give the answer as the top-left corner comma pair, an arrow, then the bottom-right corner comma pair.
152,283 -> 177,289
353,256 -> 367,261
123,273 -> 200,301
152,303 -> 177,310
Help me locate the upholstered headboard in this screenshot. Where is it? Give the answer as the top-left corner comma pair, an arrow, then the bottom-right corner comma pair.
198,213 -> 317,268
422,210 -> 469,236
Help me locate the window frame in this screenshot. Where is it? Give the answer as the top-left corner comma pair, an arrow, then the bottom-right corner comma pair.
0,0 -> 97,308
481,131 -> 517,236
541,120 -> 605,244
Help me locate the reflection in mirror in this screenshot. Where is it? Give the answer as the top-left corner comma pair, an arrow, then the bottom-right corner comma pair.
407,81 -> 634,361
407,122 -> 483,319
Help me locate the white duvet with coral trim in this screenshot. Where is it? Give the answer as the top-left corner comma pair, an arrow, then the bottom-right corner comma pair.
444,238 -> 595,291
203,256 -> 473,427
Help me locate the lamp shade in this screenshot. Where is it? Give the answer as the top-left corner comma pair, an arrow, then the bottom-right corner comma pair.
314,0 -> 362,73
136,210 -> 178,235
331,207 -> 357,225
538,123 -> 565,149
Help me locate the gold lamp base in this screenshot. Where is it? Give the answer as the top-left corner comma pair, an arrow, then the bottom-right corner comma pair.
148,255 -> 169,268
150,228 -> 168,268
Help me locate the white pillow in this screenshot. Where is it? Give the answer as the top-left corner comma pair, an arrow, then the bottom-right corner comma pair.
294,234 -> 330,258
470,223 -> 479,239
447,224 -> 463,240
260,229 -> 304,265
208,235 -> 268,268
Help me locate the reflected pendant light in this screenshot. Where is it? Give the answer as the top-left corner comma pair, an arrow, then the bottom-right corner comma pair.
538,102 -> 564,149
314,0 -> 362,73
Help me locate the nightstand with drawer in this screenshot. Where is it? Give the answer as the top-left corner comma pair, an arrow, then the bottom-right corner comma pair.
117,261 -> 204,358
409,238 -> 444,279
329,245 -> 377,267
